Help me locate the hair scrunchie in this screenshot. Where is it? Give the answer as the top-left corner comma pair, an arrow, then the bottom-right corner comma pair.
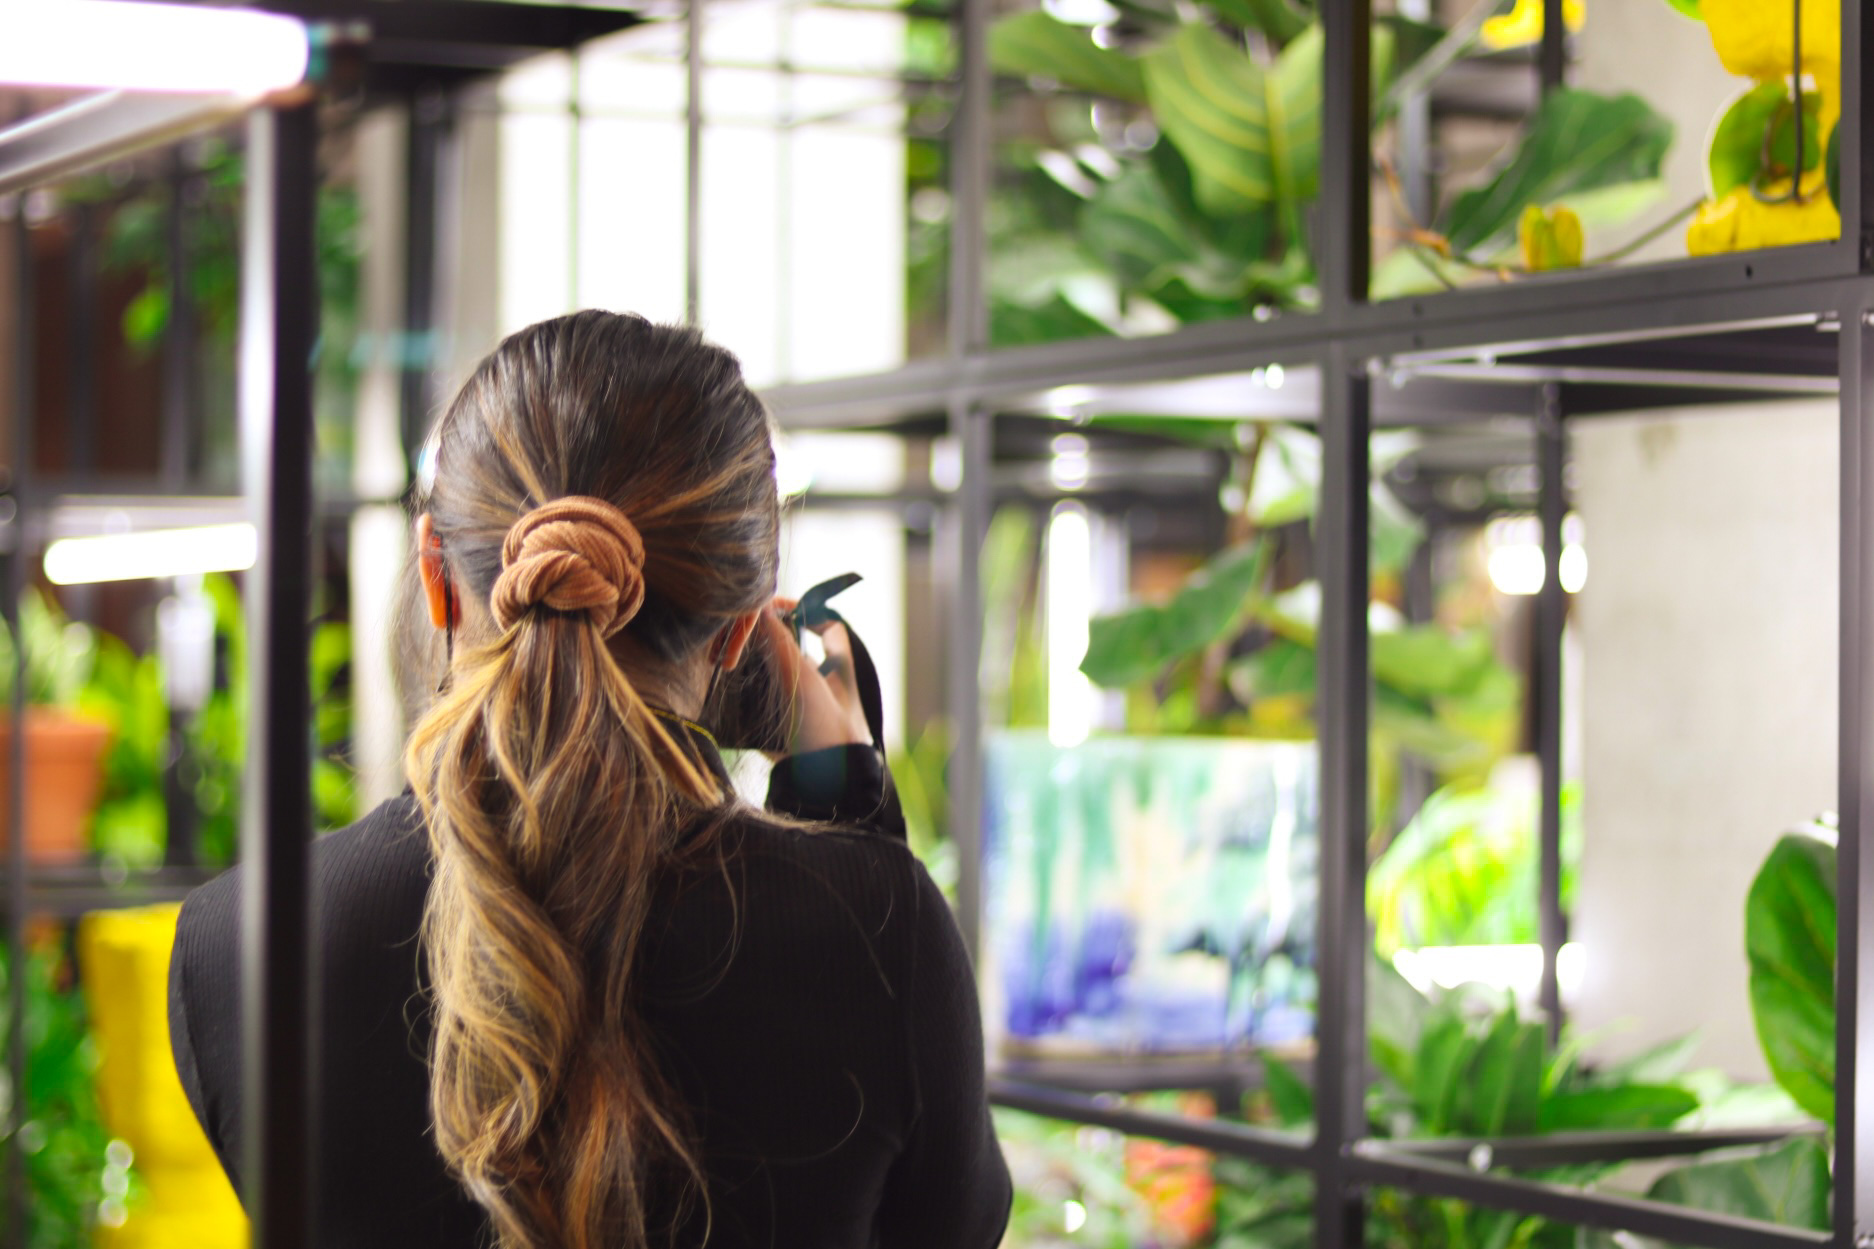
491,496 -> 646,637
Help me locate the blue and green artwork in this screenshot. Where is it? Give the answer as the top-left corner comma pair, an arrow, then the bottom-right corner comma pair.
983,731 -> 1319,1055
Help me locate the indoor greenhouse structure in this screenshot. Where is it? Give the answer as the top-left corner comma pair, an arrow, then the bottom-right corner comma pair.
1,0 -> 1872,1247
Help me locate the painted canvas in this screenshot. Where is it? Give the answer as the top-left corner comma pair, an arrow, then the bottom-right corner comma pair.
983,730 -> 1318,1056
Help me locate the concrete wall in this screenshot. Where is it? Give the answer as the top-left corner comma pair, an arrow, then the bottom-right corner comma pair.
1571,400 -> 1838,1080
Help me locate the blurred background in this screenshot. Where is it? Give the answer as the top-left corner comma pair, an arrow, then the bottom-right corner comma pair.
0,0 -> 1855,1245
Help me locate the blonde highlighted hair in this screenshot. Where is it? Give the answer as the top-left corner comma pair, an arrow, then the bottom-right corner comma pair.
404,312 -> 779,1249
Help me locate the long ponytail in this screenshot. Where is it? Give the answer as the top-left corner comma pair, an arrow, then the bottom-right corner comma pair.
403,312 -> 780,1249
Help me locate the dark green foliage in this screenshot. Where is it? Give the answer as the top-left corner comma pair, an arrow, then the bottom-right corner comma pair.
1745,827 -> 1837,1125
1576,1137 -> 1830,1249
1,946 -> 113,1249
1442,90 -> 1675,256
1081,542 -> 1269,689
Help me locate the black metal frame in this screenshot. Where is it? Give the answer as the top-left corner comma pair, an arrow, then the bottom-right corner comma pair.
756,2 -> 1874,1248
0,1 -> 1868,1247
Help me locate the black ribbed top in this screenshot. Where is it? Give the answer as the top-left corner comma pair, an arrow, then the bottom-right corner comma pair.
168,738 -> 1011,1248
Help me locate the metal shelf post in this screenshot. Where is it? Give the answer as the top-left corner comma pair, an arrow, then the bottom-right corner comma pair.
237,100 -> 320,1249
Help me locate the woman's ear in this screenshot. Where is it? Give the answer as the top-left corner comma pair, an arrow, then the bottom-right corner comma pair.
417,513 -> 454,630
716,610 -> 764,671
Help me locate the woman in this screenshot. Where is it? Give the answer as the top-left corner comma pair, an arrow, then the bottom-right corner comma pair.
168,311 -> 1012,1249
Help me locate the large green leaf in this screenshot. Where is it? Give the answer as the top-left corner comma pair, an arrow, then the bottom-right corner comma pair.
1651,1137 -> 1831,1231
1709,83 -> 1820,200
989,293 -> 1115,347
1268,25 -> 1323,207
987,11 -> 1146,102
1078,150 -> 1274,305
1746,829 -> 1837,1125
1442,89 -> 1674,256
1228,636 -> 1316,703
1142,23 -> 1273,215
1369,783 -> 1548,953
1372,626 -> 1497,700
1537,1084 -> 1697,1133
1140,20 -> 1327,225
1412,1010 -> 1472,1134
1207,0 -> 1309,44
1465,1008 -> 1545,1136
1578,1138 -> 1829,1249
1081,539 -> 1269,687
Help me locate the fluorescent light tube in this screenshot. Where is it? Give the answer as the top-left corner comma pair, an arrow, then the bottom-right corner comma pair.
45,523 -> 258,585
0,2 -> 309,96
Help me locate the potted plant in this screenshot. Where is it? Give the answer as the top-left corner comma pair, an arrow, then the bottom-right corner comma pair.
0,590 -> 112,865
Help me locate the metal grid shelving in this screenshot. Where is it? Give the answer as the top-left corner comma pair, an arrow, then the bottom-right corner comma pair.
0,1 -> 1868,1248
755,2 -> 1874,1247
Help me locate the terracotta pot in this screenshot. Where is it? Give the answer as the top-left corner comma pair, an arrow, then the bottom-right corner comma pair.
0,709 -> 113,865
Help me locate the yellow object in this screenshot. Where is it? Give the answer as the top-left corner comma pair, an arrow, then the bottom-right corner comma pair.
1519,203 -> 1585,271
78,904 -> 248,1249
1700,0 -> 1839,81
1686,168 -> 1840,255
1480,0 -> 1586,51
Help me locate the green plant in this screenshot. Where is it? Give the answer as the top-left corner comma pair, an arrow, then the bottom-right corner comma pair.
987,0 -> 1675,329
1546,818 -> 1838,1246
1153,964 -> 1705,1249
80,633 -> 170,868
1269,972 -> 1700,1248
0,943 -> 117,1249
888,720 -> 958,902
43,574 -> 359,869
77,140 -> 364,488
186,574 -> 359,864
1368,780 -> 1582,957
1575,1135 -> 1830,1249
1077,423 -> 1518,810
1744,818 -> 1835,1125
0,589 -> 100,711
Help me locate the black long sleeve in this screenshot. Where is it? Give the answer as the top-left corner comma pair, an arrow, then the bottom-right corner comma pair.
169,729 -> 1009,1249
876,863 -> 1013,1247
766,743 -> 905,838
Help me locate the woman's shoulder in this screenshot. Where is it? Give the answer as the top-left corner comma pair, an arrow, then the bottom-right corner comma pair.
671,804 -> 943,950
177,795 -> 432,946
723,802 -> 926,885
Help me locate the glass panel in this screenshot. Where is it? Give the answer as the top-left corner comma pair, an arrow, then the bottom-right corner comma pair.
694,0 -> 958,386
1369,0 -> 1844,300
986,0 -> 1324,349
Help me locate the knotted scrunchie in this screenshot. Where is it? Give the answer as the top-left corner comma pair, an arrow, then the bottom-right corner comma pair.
491,496 -> 646,637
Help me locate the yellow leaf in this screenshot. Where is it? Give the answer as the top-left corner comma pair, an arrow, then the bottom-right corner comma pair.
1481,0 -> 1586,51
1518,203 -> 1585,271
1686,169 -> 1840,256
1701,0 -> 1839,82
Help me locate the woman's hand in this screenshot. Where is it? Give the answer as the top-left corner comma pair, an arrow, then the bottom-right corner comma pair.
758,598 -> 871,758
